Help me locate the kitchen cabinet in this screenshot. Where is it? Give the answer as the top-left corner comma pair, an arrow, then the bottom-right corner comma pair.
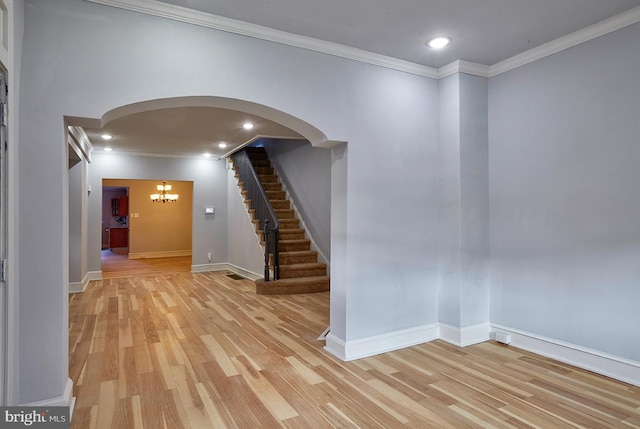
109,227 -> 129,248
111,196 -> 128,216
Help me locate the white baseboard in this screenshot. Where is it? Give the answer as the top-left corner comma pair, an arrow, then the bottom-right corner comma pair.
325,323 -> 439,361
324,333 -> 347,360
129,250 -> 192,259
226,263 -> 262,281
87,271 -> 102,281
23,378 -> 75,413
70,271 -> 102,294
190,262 -> 262,281
69,273 -> 91,294
191,262 -> 229,273
440,322 -> 490,347
69,282 -> 84,294
491,323 -> 640,387
324,321 -> 640,388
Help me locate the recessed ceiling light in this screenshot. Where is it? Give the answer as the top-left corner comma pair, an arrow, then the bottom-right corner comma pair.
104,147 -> 113,152
427,36 -> 451,49
242,122 -> 254,130
203,153 -> 212,158
218,142 -> 228,149
101,134 -> 113,140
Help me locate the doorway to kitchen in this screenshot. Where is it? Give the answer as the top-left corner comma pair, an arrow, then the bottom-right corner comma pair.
102,185 -> 129,254
101,178 -> 193,278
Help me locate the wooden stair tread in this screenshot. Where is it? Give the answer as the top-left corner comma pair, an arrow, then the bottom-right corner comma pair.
279,250 -> 317,256
259,228 -> 304,233
255,276 -> 330,295
260,275 -> 328,284
279,228 -> 304,234
266,191 -> 286,198
270,200 -> 290,209
235,147 -> 330,294
279,239 -> 310,244
258,175 -> 278,182
279,262 -> 326,279
274,250 -> 317,265
281,262 -> 326,268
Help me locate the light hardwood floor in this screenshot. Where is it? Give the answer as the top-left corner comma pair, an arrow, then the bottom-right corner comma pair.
101,250 -> 191,278
69,263 -> 640,428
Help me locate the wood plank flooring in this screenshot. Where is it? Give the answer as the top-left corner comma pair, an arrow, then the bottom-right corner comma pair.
69,268 -> 640,428
101,250 -> 191,278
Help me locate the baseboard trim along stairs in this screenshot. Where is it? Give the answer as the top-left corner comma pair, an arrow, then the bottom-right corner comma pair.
233,147 -> 330,295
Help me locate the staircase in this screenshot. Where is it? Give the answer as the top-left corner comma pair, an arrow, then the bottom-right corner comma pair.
234,147 -> 330,295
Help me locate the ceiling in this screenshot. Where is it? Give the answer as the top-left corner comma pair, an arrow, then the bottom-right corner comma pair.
85,107 -> 303,159
153,0 -> 640,68
84,0 -> 640,158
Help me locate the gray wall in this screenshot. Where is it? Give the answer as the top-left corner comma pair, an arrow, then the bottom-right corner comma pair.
489,22 -> 640,361
68,160 -> 83,284
438,73 -> 490,332
459,74 -> 489,329
18,0 -> 440,403
438,74 -> 462,327
341,70 -> 440,341
226,164 -> 264,276
68,155 -> 89,286
20,0 -> 640,407
262,139 -> 331,263
88,153 -> 229,273
7,0 -> 25,406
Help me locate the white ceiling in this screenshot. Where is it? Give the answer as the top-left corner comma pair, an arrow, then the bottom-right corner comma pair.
85,107 -> 303,159
84,0 -> 640,158
153,0 -> 640,68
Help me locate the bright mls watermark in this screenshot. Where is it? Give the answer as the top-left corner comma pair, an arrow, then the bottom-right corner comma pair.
0,407 -> 69,428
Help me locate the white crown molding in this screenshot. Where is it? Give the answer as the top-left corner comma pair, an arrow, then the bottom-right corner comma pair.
489,5 -> 640,77
85,0 -> 438,79
438,60 -> 490,79
85,1 -> 640,80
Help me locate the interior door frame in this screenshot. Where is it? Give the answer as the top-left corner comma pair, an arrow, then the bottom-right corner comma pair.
0,0 -> 18,405
0,63 -> 7,407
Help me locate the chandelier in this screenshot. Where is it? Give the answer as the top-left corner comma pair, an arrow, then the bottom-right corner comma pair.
150,180 -> 179,203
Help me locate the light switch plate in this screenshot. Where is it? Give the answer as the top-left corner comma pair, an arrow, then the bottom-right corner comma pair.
205,207 -> 215,214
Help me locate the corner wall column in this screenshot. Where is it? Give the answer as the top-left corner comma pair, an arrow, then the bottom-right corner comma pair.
438,73 -> 490,346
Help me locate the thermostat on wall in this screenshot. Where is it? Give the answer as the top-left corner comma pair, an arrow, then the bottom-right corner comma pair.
205,207 -> 215,214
